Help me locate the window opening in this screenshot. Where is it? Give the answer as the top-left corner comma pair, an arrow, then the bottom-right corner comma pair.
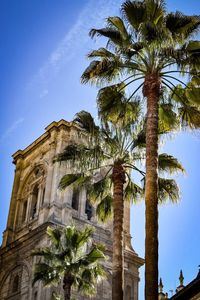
34,291 -> 38,300
41,188 -> 45,206
72,189 -> 79,210
12,274 -> 19,293
31,186 -> 39,219
85,199 -> 93,220
22,200 -> 27,223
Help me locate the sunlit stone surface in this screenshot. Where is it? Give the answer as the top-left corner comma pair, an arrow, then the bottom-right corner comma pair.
0,120 -> 144,300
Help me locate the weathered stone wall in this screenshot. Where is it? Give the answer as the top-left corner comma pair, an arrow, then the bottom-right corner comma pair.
0,120 -> 144,300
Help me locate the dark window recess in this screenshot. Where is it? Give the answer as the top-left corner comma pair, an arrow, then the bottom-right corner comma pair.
31,186 -> 39,219
12,274 -> 20,293
22,200 -> 27,222
34,291 -> 38,300
41,188 -> 45,205
72,189 -> 79,210
85,199 -> 93,220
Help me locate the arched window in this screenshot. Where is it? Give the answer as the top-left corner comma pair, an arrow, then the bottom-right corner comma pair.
34,291 -> 38,300
72,189 -> 79,210
12,274 -> 19,293
41,187 -> 45,206
125,285 -> 132,300
85,199 -> 93,220
31,186 -> 39,219
22,200 -> 27,223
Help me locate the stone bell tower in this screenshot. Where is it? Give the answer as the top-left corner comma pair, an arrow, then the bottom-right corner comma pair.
0,119 -> 144,300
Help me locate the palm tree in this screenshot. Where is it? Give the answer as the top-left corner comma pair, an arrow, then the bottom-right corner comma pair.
81,1 -> 200,298
32,225 -> 106,300
56,107 -> 184,300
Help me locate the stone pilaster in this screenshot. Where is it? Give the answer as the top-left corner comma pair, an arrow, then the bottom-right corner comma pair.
2,154 -> 23,246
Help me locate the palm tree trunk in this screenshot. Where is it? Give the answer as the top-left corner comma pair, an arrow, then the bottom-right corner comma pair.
143,73 -> 161,300
112,161 -> 126,300
63,275 -> 73,300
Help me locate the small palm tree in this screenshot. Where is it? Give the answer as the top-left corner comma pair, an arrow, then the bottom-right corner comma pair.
32,225 -> 106,300
56,108 -> 184,300
81,1 -> 200,298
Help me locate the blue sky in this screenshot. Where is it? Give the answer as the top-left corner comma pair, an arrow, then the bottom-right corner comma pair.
0,0 -> 200,299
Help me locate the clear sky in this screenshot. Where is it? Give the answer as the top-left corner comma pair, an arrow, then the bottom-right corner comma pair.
0,0 -> 200,299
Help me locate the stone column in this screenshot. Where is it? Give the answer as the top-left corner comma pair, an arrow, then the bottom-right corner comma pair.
49,128 -> 64,205
124,200 -> 134,251
79,189 -> 87,219
40,130 -> 57,223
2,154 -> 23,246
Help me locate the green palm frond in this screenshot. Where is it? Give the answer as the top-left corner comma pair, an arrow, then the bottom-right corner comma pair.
158,153 -> 185,174
59,174 -> 91,190
32,225 -> 106,298
159,103 -> 178,132
121,1 -> 146,32
76,226 -> 95,248
89,28 -> 124,46
170,84 -> 200,128
106,16 -> 130,41
166,12 -> 200,41
97,84 -> 141,127
54,144 -> 80,163
32,263 -> 61,287
96,195 -> 113,222
158,177 -> 180,203
31,247 -> 55,260
47,226 -> 63,248
124,179 -> 144,202
179,104 -> 200,129
88,48 -> 116,59
131,128 -> 146,149
87,177 -> 112,203
81,58 -> 124,85
73,110 -> 99,135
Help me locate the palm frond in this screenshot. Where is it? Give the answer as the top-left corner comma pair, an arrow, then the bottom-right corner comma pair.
158,153 -> 185,174
47,226 -> 62,248
88,48 -> 116,59
158,177 -> 180,203
159,103 -> 178,132
121,1 -> 146,32
32,225 -> 106,298
89,28 -> 124,46
87,177 -> 111,203
54,144 -> 81,163
96,195 -> 113,222
106,16 -> 130,41
166,12 -> 200,41
81,58 -> 124,85
97,84 -> 141,128
124,179 -> 144,203
59,174 -> 90,190
73,110 -> 99,135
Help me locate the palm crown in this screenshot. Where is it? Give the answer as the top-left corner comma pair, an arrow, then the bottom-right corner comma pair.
56,107 -> 184,300
80,2 -> 200,299
32,225 -> 106,300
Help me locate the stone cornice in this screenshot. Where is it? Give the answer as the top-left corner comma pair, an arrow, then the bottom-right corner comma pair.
12,119 -> 83,164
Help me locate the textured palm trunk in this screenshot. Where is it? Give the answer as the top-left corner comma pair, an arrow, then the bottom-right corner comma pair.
112,161 -> 126,300
143,73 -> 160,300
63,275 -> 73,300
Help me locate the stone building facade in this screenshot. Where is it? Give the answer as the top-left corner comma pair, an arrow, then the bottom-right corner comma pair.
0,120 -> 144,300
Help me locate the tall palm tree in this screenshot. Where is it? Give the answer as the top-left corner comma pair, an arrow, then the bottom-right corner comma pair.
81,1 -> 200,298
32,225 -> 106,300
56,107 -> 184,300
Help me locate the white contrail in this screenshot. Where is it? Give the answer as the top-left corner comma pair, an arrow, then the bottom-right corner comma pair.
29,0 -> 120,90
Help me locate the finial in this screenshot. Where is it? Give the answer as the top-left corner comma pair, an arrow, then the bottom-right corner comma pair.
179,270 -> 184,286
159,277 -> 164,293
